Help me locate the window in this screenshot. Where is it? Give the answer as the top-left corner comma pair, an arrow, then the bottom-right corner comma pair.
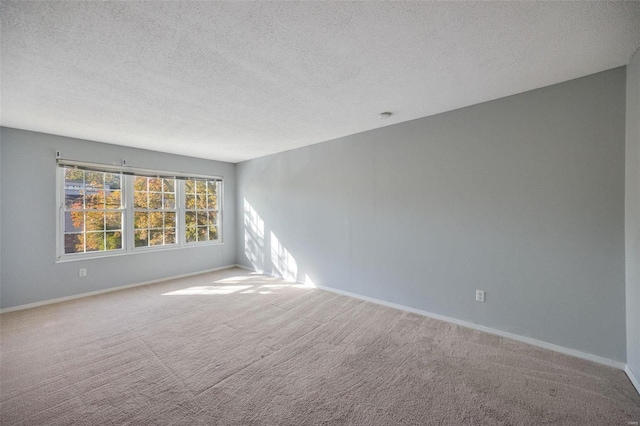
58,162 -> 222,260
184,179 -> 220,243
134,177 -> 177,247
63,168 -> 123,254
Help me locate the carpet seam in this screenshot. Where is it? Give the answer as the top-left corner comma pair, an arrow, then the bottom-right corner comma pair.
129,328 -> 197,398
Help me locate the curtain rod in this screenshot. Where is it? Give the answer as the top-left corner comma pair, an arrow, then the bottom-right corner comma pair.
57,158 -> 223,181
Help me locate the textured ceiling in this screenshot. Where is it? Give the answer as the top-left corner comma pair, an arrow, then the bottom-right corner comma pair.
2,1 -> 640,163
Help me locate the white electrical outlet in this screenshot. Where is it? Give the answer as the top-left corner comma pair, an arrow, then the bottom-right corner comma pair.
475,290 -> 485,302
79,268 -> 87,277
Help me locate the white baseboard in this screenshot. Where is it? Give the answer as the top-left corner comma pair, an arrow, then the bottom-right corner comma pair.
0,264 -> 241,314
314,283 -> 627,371
234,263 -> 256,272
625,365 -> 640,395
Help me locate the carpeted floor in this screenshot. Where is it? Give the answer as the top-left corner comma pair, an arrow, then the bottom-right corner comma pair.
1,267 -> 639,425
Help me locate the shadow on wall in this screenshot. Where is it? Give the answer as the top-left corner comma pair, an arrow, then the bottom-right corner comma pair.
243,198 -> 315,286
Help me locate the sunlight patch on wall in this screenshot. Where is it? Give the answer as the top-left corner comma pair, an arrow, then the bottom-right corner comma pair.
244,199 -> 265,272
271,231 -> 298,281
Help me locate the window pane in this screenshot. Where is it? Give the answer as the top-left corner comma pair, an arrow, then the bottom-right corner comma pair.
65,190 -> 83,209
207,180 -> 217,195
148,178 -> 162,192
149,211 -> 163,228
148,192 -> 162,209
186,194 -> 196,209
85,212 -> 105,232
185,211 -> 196,227
196,211 -> 207,226
105,212 -> 121,230
164,193 -> 175,209
163,179 -> 175,193
106,190 -> 121,208
104,173 -> 121,208
165,228 -> 176,244
186,226 -> 197,243
85,171 -> 103,188
105,173 -> 121,190
165,211 -> 176,228
185,180 -> 195,194
64,233 -> 83,254
65,168 -> 84,208
85,192 -> 105,209
85,172 -> 105,209
149,230 -> 163,246
105,231 -> 122,250
196,195 -> 207,209
85,232 -> 104,252
135,230 -> 148,247
65,212 -> 84,233
134,176 -> 147,191
197,227 -> 209,241
207,192 -> 217,210
134,191 -> 148,208
65,168 -> 84,181
134,212 -> 149,229
196,180 -> 206,194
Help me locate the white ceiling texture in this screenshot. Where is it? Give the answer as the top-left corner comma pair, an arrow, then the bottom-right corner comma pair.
2,1 -> 640,163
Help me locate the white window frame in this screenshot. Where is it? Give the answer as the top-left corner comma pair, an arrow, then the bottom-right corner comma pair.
58,168 -> 127,257
183,178 -> 222,245
56,160 -> 223,262
131,176 -> 179,250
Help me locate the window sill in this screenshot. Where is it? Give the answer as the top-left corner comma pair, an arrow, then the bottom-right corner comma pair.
55,240 -> 224,263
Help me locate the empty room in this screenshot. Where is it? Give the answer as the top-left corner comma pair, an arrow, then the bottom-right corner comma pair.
1,1 -> 640,424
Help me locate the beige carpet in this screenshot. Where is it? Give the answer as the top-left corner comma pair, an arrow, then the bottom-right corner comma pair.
1,267 -> 639,425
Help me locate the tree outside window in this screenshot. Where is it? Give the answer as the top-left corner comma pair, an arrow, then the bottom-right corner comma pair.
63,168 -> 123,254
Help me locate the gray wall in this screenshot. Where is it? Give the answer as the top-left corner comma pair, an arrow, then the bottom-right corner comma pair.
0,133 -> 2,304
627,49 -> 640,379
237,68 -> 627,362
0,127 -> 237,309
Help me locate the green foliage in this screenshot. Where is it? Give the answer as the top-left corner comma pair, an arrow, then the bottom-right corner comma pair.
133,177 -> 177,248
184,179 -> 218,243
65,168 -> 123,254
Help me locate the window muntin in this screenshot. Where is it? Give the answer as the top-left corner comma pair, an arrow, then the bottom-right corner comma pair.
133,177 -> 177,247
185,179 -> 220,243
63,168 -> 123,254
